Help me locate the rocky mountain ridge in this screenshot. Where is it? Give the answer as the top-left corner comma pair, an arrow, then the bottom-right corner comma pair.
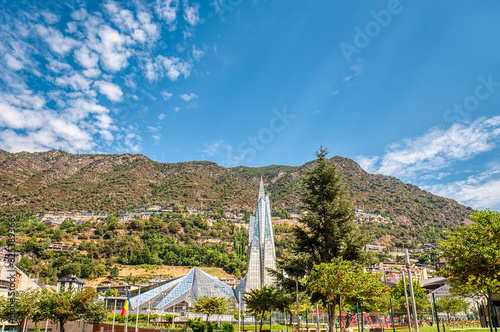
0,149 -> 472,232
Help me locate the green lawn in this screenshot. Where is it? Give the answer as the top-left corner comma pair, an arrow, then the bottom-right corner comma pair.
366,326 -> 489,332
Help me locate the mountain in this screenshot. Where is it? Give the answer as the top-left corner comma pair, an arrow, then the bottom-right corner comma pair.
0,149 -> 473,244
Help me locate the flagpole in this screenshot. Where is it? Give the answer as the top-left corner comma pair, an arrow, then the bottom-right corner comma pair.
112,298 -> 117,332
135,286 -> 142,332
402,271 -> 412,332
147,301 -> 151,326
125,290 -> 130,332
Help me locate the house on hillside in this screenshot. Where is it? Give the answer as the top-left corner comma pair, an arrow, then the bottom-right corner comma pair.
57,275 -> 84,292
96,281 -> 132,296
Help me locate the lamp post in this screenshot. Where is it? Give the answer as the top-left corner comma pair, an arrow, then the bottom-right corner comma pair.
405,249 -> 419,332
135,286 -> 141,332
238,292 -> 241,332
402,271 -> 412,332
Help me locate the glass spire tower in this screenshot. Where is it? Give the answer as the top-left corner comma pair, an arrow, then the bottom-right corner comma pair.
236,178 -> 277,298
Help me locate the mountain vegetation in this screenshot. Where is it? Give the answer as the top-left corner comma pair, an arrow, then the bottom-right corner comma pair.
0,149 -> 472,226
0,149 -> 476,283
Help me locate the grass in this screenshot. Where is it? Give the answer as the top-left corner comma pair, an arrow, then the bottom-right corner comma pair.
371,325 -> 488,332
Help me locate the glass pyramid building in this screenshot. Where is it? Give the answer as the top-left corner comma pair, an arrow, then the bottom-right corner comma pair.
129,267 -> 235,313
127,179 -> 277,312
235,178 -> 277,299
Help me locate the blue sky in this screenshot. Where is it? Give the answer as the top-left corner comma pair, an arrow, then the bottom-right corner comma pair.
1,0 -> 500,210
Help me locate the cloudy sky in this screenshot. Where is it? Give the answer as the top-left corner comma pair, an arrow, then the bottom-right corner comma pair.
1,0 -> 500,210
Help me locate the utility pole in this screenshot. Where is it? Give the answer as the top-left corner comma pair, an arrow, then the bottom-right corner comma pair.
238,291 -> 241,332
316,303 -> 320,332
390,298 -> 395,332
432,293 -> 440,332
296,277 -> 300,332
402,270 -> 412,332
112,299 -> 117,332
135,286 -> 141,332
406,249 -> 419,332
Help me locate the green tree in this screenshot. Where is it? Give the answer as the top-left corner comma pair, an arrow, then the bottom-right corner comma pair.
104,288 -> 119,297
439,209 -> 500,332
193,296 -> 228,326
439,209 -> 500,295
39,287 -> 107,332
292,147 -> 369,267
0,288 -> 42,328
435,296 -> 469,321
285,147 -> 370,331
268,252 -> 309,332
309,258 -> 389,331
110,266 -> 120,279
391,277 -> 429,315
244,286 -> 277,332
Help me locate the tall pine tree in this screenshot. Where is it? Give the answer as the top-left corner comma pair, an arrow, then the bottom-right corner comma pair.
292,146 -> 369,265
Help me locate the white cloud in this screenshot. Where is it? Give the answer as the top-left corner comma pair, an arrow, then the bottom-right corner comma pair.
47,59 -> 72,73
180,92 -> 198,102
192,46 -> 204,61
342,59 -> 364,83
54,73 -> 92,92
71,8 -> 89,21
40,11 -> 60,24
74,45 -> 99,70
161,91 -> 173,100
82,68 -> 101,78
152,134 -> 161,145
159,55 -> 191,81
94,81 -> 123,102
174,107 -> 180,112
36,25 -> 79,56
0,96 -> 114,153
137,12 -> 159,39
0,103 -> 46,129
156,0 -> 179,30
200,140 -> 245,167
4,54 -> 23,70
3,40 -> 36,71
147,126 -> 160,132
357,116 -> 500,179
356,155 -> 379,174
105,3 -> 159,43
355,116 -> 500,210
143,56 -> 191,82
95,26 -> 131,72
0,2 -> 199,156
425,165 -> 500,210
183,2 -> 200,26
123,130 -> 142,153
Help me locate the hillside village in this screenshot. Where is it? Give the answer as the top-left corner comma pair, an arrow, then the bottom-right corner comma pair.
28,204 -> 444,285
39,205 -> 392,228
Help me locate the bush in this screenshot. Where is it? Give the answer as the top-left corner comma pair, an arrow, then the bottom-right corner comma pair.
222,323 -> 234,332
188,318 -> 205,332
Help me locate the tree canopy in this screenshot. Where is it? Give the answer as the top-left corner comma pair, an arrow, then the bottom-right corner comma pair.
0,288 -> 43,327
391,277 -> 429,314
39,287 -> 107,332
193,296 -> 229,324
439,209 -> 500,297
435,296 -> 469,319
309,258 -> 389,312
292,147 -> 370,268
244,285 -> 291,332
